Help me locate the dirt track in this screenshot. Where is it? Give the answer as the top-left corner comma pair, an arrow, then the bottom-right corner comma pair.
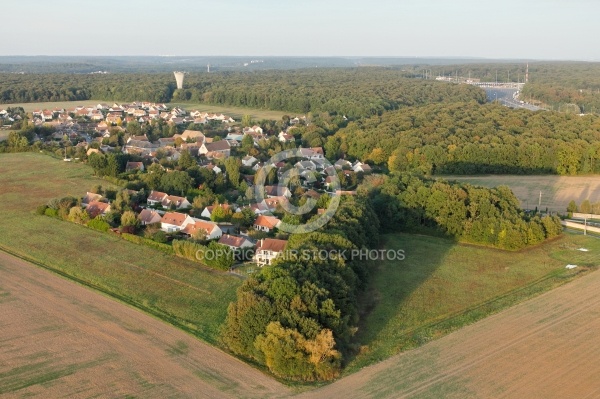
303,267 -> 600,398
0,251 -> 290,398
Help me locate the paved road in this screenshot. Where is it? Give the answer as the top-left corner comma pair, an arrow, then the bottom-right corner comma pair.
484,88 -> 542,111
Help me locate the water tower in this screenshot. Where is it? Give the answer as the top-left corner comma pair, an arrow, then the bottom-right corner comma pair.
174,71 -> 185,89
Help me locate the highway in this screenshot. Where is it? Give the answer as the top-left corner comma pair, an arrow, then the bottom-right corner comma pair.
484,87 -> 542,111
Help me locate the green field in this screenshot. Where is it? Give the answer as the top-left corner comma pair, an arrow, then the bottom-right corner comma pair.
170,102 -> 289,121
347,232 -> 600,372
0,153 -> 240,345
441,174 -> 600,213
1,100 -> 289,121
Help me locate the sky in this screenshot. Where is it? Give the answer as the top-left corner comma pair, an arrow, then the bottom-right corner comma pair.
2,0 -> 599,60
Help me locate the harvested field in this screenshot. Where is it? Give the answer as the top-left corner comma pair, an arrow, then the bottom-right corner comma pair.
0,251 -> 290,398
303,262 -> 600,398
441,175 -> 600,212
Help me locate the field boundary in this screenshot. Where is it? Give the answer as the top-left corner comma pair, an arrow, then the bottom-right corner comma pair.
0,243 -> 220,344
346,255 -> 595,374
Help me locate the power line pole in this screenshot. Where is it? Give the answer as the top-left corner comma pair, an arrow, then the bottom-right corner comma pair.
539,191 -> 542,208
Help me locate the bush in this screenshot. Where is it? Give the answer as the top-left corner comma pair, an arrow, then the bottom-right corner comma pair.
172,239 -> 233,271
44,208 -> 58,217
36,204 -> 48,215
121,233 -> 173,254
87,217 -> 111,232
153,230 -> 167,243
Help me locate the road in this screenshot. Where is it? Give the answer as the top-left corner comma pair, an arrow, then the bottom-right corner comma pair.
484,88 -> 542,111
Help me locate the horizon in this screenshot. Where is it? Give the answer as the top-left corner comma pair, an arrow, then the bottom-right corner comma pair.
2,0 -> 599,60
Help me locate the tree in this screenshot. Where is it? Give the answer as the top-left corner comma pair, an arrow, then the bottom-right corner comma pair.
113,190 -> 132,213
211,204 -> 232,223
580,199 -> 592,214
68,206 -> 89,225
120,210 -> 139,227
242,114 -> 253,127
224,157 -> 241,188
178,149 -> 196,169
567,200 -> 578,213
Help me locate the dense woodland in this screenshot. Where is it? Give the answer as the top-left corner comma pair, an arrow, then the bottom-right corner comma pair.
330,102 -> 600,175
0,69 -> 485,118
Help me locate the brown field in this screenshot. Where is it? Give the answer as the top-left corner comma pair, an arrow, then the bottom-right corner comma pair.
0,251 -> 290,398
441,175 -> 600,212
304,264 -> 600,399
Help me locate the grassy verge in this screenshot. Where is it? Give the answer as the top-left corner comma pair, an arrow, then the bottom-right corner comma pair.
0,153 -> 240,345
346,232 -> 600,372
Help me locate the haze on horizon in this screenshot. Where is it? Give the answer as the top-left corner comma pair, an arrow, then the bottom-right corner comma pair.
3,0 -> 599,61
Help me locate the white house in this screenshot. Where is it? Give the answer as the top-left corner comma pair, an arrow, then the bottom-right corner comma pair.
253,215 -> 281,233
147,190 -> 168,206
218,234 -> 254,251
160,212 -> 195,233
181,219 -> 222,240
242,155 -> 258,167
254,238 -> 288,266
201,203 -> 232,219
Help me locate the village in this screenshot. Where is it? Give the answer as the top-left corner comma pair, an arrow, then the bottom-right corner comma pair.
25,101 -> 373,270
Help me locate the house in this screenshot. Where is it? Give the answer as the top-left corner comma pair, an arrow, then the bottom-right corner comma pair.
181,219 -> 222,240
174,130 -> 205,143
218,234 -> 254,251
298,147 -> 325,160
125,161 -> 145,172
278,131 -> 294,143
334,159 -> 352,170
352,161 -> 372,174
254,238 -> 288,266
86,201 -> 111,218
123,140 -> 159,156
160,212 -> 195,233
264,185 -> 292,198
199,140 -> 231,157
205,163 -> 222,174
138,209 -> 162,225
82,192 -> 103,207
162,195 -> 191,210
253,215 -> 281,233
201,203 -> 232,219
158,137 -> 175,147
242,155 -> 258,167
147,190 -> 168,206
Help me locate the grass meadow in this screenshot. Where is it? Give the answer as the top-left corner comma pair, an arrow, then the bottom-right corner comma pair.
347,232 -> 600,372
2,100 -> 289,121
0,153 -> 240,345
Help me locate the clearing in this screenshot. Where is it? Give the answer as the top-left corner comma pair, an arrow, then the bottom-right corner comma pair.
441,174 -> 600,212
304,239 -> 600,398
0,251 -> 289,398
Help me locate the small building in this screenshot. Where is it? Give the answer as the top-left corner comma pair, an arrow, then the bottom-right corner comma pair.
254,238 -> 287,266
253,215 -> 281,233
218,234 -> 254,251
181,219 -> 222,240
138,209 -> 162,225
160,212 -> 195,233
86,201 -> 111,218
125,161 -> 145,172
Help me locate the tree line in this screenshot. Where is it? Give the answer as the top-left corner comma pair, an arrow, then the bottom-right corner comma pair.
328,101 -> 600,175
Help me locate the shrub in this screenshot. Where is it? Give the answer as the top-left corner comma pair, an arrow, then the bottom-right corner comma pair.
44,208 -> 58,217
87,217 -> 111,232
121,233 -> 173,254
36,204 -> 48,215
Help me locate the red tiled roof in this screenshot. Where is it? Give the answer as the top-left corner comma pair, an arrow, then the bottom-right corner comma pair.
254,215 -> 280,229
256,238 -> 287,253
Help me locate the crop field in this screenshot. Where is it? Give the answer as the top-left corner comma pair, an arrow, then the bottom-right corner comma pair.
0,153 -> 240,345
345,232 -> 600,372
0,251 -> 289,398
441,174 -> 600,212
305,237 -> 600,398
1,100 -> 288,121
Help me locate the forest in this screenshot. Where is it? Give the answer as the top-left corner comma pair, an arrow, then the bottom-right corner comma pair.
329,101 -> 600,175
0,69 -> 485,118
